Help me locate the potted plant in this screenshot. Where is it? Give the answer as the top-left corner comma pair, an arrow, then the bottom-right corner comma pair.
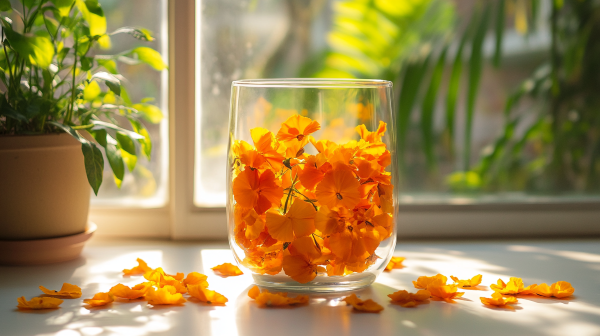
0,0 -> 166,264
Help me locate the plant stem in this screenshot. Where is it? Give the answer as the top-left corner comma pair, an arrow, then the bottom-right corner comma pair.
282,174 -> 298,214
65,40 -> 78,125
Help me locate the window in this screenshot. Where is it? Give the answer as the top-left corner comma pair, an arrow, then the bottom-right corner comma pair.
94,0 -> 600,239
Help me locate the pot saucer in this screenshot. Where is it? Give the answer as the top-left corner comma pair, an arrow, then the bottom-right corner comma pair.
0,223 -> 96,266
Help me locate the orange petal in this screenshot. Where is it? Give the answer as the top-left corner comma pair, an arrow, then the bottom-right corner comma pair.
315,169 -> 361,210
109,283 -> 151,299
182,272 -> 209,287
248,285 -> 261,299
83,292 -> 114,307
212,263 -> 244,277
145,286 -> 186,305
188,284 -> 228,305
385,256 -> 405,271
343,294 -> 383,313
412,274 -> 447,289
39,283 -> 82,298
123,258 -> 153,275
17,296 -> 63,310
282,254 -> 317,284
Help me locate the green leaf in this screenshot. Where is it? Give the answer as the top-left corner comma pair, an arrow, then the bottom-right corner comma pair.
130,47 -> 167,70
421,47 -> 447,171
129,118 -> 152,159
50,0 -> 75,17
132,103 -> 163,124
97,59 -> 118,74
91,71 -> 120,95
464,4 -> 491,171
81,141 -> 104,195
76,0 -> 106,36
106,144 -> 125,184
80,56 -> 93,71
4,28 -> 54,68
0,0 -> 11,11
0,96 -> 27,122
90,119 -> 144,140
493,0 -> 505,67
121,148 -> 137,172
397,56 -> 430,169
116,131 -> 136,155
93,128 -> 107,147
110,27 -> 154,41
48,121 -> 82,140
20,0 -> 39,9
83,80 -> 101,100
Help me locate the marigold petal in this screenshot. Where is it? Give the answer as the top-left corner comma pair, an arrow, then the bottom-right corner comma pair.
551,281 -> 574,298
182,272 -> 209,287
343,294 -> 383,313
83,292 -> 114,307
188,284 -> 228,305
123,258 -> 153,275
145,286 -> 186,305
17,296 -> 63,310
248,285 -> 261,299
282,254 -> 317,284
39,283 -> 82,298
212,263 -> 244,277
109,283 -> 151,299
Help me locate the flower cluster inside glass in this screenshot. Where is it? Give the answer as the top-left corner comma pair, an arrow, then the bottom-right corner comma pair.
231,113 -> 394,283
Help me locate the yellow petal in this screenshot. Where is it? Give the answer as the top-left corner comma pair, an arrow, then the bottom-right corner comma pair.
17,296 -> 63,310
83,292 -> 114,307
39,283 -> 82,298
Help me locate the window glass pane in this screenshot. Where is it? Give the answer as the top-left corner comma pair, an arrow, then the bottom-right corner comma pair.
195,0 -> 600,208
92,0 -> 169,207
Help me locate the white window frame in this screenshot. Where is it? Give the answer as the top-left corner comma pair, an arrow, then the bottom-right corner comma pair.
90,0 -> 600,240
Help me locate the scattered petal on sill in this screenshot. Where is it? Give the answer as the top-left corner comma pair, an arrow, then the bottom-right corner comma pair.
413,274 -> 447,289
109,283 -> 152,300
450,274 -> 482,288
145,286 -> 186,305
122,258 -> 153,276
182,272 -> 209,287
187,284 -> 228,305
427,284 -> 464,302
480,292 -> 518,308
39,283 -> 82,298
342,293 -> 383,313
212,263 -> 244,277
17,296 -> 63,310
83,292 -> 114,307
384,256 -> 406,271
388,289 -> 430,307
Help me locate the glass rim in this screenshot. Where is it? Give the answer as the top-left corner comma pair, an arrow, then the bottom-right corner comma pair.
232,78 -> 393,88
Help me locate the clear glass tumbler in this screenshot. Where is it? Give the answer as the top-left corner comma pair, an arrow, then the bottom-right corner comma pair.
227,79 -> 396,292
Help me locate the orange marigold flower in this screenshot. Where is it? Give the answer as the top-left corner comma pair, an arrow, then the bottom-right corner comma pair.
342,293 -> 383,313
17,296 -> 62,310
314,205 -> 347,236
480,292 -> 518,307
145,286 -> 186,305
233,140 -> 267,169
182,272 -> 209,287
123,258 -> 153,276
427,283 -> 464,302
388,289 -> 430,307
490,277 -> 536,295
385,256 -> 405,271
83,292 -> 114,307
212,263 -> 244,277
276,115 -> 321,143
551,281 -> 575,298
356,121 -> 386,143
412,274 -> 447,289
450,274 -> 482,288
188,284 -> 228,305
534,281 -> 574,298
233,168 -> 283,214
110,283 -> 152,300
282,236 -> 322,283
298,155 -> 332,191
251,128 -> 285,171
315,168 -> 361,210
39,283 -> 82,298
265,200 -> 316,242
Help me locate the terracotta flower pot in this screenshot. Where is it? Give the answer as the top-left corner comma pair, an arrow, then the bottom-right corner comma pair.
0,133 -> 90,240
